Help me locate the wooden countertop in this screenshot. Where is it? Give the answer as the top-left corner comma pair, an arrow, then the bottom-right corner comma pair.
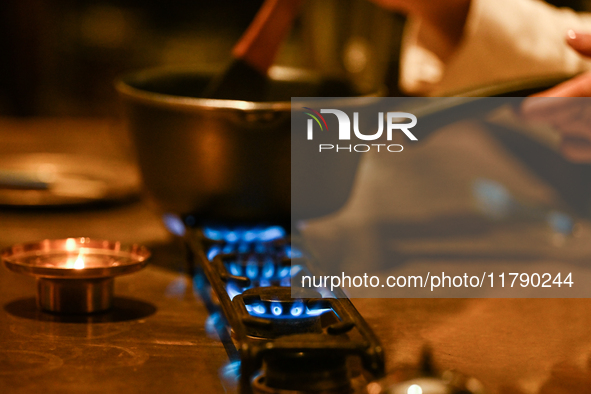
1,117 -> 591,393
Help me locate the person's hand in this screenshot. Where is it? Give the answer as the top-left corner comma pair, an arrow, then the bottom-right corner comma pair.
367,0 -> 471,59
521,30 -> 591,162
530,31 -> 591,97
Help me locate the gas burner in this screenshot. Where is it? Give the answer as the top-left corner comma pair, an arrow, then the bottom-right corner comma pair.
202,225 -> 309,299
235,287 -> 330,338
184,224 -> 385,394
251,351 -> 353,394
218,253 -> 294,298
203,226 -> 288,245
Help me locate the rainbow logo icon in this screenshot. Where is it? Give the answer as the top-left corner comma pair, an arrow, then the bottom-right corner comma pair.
303,107 -> 328,131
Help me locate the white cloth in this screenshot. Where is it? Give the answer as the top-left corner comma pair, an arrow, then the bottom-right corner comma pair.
400,0 -> 591,96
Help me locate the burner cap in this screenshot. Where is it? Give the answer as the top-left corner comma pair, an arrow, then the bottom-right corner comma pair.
237,287 -> 328,338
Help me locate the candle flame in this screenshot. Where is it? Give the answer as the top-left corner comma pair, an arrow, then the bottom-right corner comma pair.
74,251 -> 85,269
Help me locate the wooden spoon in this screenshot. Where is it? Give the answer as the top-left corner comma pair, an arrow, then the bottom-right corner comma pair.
202,0 -> 304,101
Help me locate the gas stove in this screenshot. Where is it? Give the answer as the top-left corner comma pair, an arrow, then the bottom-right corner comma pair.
183,224 -> 384,394
176,223 -> 485,394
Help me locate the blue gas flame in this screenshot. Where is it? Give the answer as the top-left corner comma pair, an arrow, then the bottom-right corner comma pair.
163,214 -> 186,236
290,301 -> 304,317
203,226 -> 286,244
243,299 -> 331,319
201,226 -> 331,320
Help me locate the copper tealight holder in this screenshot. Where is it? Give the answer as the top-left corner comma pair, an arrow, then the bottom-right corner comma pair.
1,238 -> 150,314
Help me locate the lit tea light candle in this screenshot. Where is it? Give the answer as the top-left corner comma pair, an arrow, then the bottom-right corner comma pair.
64,248 -> 86,269
74,251 -> 85,270
1,238 -> 150,314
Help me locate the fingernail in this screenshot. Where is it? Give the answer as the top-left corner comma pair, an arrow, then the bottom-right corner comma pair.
566,29 -> 591,41
567,29 -> 577,40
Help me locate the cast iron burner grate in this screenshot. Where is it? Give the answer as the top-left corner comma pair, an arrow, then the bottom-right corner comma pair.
184,225 -> 385,394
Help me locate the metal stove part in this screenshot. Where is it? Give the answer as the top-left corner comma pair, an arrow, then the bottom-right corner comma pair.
185,224 -> 385,394
216,250 -> 294,299
251,353 -> 352,394
1,238 -> 150,313
236,287 -> 328,338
